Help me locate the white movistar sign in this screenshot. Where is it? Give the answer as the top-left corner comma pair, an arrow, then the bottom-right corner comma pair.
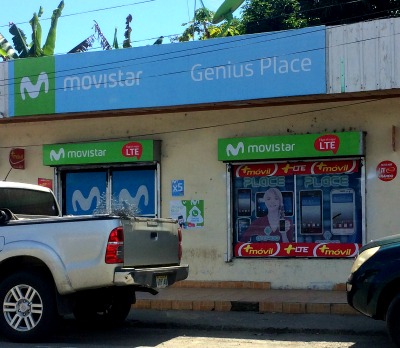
20,72 -> 49,100
226,142 -> 244,157
50,148 -> 65,161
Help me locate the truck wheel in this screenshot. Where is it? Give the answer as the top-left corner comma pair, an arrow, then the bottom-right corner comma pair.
387,293 -> 400,347
73,289 -> 133,326
0,272 -> 58,342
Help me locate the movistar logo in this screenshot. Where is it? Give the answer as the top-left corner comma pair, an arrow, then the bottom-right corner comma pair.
119,185 -> 149,207
72,187 -> 101,212
71,186 -> 149,213
20,72 -> 49,100
50,148 -> 65,161
14,58 -> 55,116
226,142 -> 245,157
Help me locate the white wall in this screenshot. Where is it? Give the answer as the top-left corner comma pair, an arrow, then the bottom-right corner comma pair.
0,97 -> 399,289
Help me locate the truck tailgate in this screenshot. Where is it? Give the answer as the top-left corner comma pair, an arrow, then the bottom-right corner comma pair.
122,217 -> 180,267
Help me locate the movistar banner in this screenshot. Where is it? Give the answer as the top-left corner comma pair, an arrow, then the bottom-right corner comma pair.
8,26 -> 326,117
218,132 -> 364,161
43,140 -> 161,166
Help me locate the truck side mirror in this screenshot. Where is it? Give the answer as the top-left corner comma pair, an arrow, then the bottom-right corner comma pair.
0,209 -> 13,225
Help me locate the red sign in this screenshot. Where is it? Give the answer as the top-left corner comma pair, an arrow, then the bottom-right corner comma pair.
314,134 -> 340,154
376,160 -> 397,182
122,142 -> 143,160
38,178 -> 53,190
9,148 -> 25,169
235,160 -> 359,177
235,242 -> 360,258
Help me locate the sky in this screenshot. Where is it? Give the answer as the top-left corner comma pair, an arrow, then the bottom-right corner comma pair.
1,0 -> 244,55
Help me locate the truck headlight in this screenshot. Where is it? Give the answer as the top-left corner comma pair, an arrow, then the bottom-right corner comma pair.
350,246 -> 380,273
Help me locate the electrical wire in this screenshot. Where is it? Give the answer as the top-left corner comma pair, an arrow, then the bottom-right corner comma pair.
0,97 -> 386,149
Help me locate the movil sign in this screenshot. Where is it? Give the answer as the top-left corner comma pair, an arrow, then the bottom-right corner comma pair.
218,132 -> 364,161
12,57 -> 56,116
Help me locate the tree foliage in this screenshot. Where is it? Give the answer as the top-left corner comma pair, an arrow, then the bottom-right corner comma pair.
172,7 -> 243,42
240,0 -> 400,35
240,0 -> 307,34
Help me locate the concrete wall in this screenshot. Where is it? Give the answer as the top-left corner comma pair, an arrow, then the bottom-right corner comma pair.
0,97 -> 399,289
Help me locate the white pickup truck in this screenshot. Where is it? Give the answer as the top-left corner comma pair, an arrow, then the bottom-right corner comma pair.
0,181 -> 189,342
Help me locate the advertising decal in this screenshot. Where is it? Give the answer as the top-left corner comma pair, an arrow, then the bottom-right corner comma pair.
219,131 -> 365,258
376,160 -> 397,182
64,169 -> 156,217
170,200 -> 205,229
233,159 -> 363,258
8,27 -> 326,117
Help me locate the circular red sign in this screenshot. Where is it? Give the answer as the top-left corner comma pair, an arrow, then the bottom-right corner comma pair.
376,160 -> 397,182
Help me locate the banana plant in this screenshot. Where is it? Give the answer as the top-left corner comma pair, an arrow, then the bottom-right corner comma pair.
0,0 -> 64,60
0,33 -> 18,60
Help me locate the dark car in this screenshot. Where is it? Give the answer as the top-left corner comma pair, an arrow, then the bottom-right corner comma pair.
347,234 -> 400,347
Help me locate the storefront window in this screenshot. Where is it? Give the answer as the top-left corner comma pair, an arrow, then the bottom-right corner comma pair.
232,158 -> 364,258
61,167 -> 157,217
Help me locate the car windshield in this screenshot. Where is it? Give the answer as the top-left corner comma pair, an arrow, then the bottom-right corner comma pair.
0,188 -> 59,216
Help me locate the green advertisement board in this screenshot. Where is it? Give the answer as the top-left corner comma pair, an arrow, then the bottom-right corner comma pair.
14,57 -> 56,116
218,132 -> 364,161
43,140 -> 160,166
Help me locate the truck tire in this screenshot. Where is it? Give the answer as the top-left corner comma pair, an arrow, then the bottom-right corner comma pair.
73,288 -> 133,326
387,293 -> 400,347
0,271 -> 58,342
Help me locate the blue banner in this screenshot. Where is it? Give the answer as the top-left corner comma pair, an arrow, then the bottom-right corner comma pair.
9,26 -> 326,116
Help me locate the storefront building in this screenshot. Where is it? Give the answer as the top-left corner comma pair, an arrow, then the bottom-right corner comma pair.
0,18 -> 399,289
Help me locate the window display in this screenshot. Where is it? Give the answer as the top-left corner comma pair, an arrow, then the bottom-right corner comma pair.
232,159 -> 363,258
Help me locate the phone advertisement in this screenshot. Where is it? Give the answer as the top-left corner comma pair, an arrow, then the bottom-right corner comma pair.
232,159 -> 363,258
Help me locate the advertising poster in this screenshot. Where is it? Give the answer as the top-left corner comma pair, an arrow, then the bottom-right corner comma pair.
170,200 -> 204,229
233,159 -> 363,258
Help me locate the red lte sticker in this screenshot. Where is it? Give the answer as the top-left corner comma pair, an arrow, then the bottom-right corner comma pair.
376,160 -> 397,182
314,134 -> 340,154
122,142 -> 143,160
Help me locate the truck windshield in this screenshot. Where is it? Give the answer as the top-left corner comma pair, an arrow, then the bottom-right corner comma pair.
0,188 -> 59,216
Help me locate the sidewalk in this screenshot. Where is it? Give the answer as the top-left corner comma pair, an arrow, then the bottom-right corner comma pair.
133,281 -> 358,316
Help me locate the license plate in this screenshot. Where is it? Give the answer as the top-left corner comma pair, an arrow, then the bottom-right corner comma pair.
156,275 -> 168,288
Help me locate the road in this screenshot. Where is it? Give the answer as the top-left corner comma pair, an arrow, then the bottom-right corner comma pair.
0,310 -> 392,347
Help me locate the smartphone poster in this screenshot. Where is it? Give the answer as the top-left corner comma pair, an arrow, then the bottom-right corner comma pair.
232,159 -> 363,257
237,188 -> 252,216
299,190 -> 323,235
330,189 -> 355,235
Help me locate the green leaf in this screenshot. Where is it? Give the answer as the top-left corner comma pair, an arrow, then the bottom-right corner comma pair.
113,28 -> 119,49
9,23 -> 29,58
0,32 -> 18,59
43,0 -> 64,56
29,12 -> 44,57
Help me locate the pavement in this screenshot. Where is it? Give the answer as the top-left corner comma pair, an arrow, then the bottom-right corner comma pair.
133,281 -> 357,316
128,309 -> 387,337
130,282 -> 388,337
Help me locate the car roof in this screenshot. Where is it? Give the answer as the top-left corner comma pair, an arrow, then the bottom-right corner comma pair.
0,181 -> 53,193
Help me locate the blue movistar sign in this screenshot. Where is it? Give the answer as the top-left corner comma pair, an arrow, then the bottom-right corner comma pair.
8,26 -> 326,117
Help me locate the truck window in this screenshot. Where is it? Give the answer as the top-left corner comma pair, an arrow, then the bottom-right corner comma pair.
0,188 -> 59,216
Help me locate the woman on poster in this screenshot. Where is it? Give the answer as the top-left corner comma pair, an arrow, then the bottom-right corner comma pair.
240,188 -> 294,243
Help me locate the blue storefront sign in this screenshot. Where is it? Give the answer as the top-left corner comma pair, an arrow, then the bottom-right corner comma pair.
7,26 -> 326,117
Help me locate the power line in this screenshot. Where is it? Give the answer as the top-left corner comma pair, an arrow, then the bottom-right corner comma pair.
0,0 -> 156,29
0,98 -> 382,149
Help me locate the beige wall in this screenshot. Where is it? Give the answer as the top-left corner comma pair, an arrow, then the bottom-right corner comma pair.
0,97 -> 399,289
